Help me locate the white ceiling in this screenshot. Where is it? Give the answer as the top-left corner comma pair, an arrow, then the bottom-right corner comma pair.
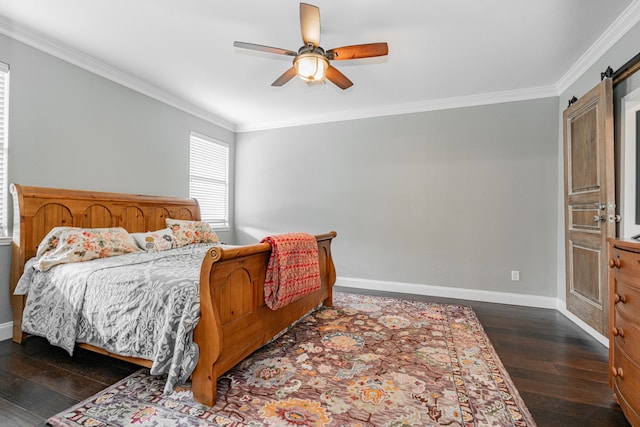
0,0 -> 636,132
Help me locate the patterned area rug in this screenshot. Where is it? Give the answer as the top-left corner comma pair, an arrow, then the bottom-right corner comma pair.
48,293 -> 536,426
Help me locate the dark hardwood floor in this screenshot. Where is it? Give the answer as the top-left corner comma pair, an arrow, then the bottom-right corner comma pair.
0,287 -> 631,427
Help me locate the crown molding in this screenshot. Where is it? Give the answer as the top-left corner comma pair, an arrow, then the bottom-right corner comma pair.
0,1 -> 638,133
235,85 -> 559,132
0,17 -> 559,133
238,0 -> 640,133
0,16 -> 236,132
556,0 -> 640,95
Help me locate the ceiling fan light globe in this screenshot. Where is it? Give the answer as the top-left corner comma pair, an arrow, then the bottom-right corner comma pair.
294,53 -> 329,83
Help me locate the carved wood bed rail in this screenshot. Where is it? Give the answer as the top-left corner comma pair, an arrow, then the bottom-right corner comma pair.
9,183 -> 337,405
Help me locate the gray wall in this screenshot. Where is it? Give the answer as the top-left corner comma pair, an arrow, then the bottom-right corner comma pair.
0,34 -> 235,324
235,98 -> 559,297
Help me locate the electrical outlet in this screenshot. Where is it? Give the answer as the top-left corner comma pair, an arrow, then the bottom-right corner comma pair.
511,270 -> 520,281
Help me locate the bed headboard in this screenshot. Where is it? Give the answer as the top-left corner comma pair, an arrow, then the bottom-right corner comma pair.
9,183 -> 201,342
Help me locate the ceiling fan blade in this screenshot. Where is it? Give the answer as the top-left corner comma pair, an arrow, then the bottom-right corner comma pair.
326,66 -> 353,90
300,3 -> 320,47
233,41 -> 297,57
327,42 -> 389,60
271,67 -> 298,86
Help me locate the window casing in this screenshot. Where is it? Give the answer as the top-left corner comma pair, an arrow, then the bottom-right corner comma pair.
0,62 -> 9,238
189,132 -> 229,229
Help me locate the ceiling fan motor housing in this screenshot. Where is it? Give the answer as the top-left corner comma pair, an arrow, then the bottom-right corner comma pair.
294,45 -> 329,83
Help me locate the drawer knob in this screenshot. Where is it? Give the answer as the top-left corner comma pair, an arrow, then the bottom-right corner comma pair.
609,258 -> 621,268
614,293 -> 627,304
612,367 -> 624,378
612,326 -> 625,337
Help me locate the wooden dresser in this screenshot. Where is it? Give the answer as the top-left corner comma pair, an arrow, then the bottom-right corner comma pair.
609,238 -> 640,427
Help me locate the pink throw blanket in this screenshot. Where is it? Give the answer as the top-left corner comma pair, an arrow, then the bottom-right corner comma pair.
261,232 -> 321,310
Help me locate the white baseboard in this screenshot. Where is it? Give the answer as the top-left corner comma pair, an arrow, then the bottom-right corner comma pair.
555,304 -> 609,347
335,276 -> 608,348
0,321 -> 12,342
336,276 -> 558,309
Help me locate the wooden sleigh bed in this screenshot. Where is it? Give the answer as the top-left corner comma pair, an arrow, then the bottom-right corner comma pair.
8,183 -> 337,406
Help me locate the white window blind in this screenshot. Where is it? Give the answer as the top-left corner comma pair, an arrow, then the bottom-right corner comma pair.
189,132 -> 229,228
0,62 -> 9,237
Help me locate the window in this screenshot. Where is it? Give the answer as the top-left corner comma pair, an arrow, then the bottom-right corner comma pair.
0,62 -> 9,237
189,132 -> 229,229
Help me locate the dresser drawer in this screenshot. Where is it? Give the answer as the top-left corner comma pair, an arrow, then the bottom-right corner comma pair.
613,310 -> 640,362
612,246 -> 640,278
609,240 -> 640,427
614,382 -> 640,427
614,264 -> 640,292
612,345 -> 640,412
613,279 -> 640,326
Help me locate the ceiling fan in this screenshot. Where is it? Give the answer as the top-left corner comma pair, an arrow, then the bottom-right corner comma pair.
233,2 -> 388,90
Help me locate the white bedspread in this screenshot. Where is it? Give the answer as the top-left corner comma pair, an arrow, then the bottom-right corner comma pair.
15,243 -> 216,394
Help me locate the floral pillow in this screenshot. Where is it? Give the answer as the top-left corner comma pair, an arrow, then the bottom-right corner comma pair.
34,227 -> 142,271
131,228 -> 179,252
166,218 -> 219,247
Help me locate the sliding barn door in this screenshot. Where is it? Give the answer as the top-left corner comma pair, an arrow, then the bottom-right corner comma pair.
563,78 -> 614,335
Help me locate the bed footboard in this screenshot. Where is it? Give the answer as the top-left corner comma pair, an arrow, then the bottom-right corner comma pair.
191,231 -> 337,406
